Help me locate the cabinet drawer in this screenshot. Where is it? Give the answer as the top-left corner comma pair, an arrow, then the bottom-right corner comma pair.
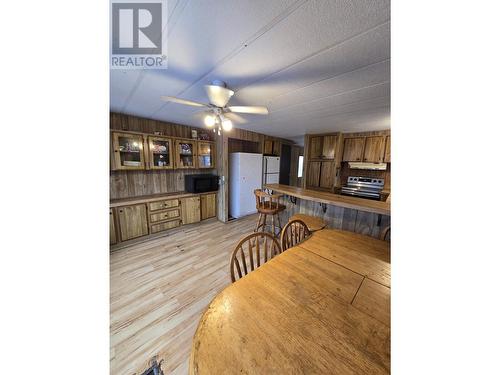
150,220 -> 180,234
148,199 -> 180,212
150,208 -> 181,223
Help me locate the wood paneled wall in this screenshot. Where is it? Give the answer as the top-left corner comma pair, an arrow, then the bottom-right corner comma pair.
279,198 -> 390,239
227,138 -> 261,154
216,128 -> 294,222
110,112 -> 215,140
110,112 -> 216,200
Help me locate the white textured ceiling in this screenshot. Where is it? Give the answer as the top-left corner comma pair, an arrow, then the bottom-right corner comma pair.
110,0 -> 390,143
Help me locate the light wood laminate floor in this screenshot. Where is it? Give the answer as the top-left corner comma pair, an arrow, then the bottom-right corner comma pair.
110,214 -> 258,375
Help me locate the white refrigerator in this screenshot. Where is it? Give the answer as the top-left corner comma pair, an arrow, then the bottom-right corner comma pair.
229,153 -> 263,218
262,156 -> 280,185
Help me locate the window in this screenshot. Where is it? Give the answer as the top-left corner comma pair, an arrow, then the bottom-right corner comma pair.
297,155 -> 304,178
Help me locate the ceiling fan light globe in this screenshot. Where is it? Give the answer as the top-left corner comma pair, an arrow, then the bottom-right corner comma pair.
204,114 -> 216,127
222,118 -> 233,131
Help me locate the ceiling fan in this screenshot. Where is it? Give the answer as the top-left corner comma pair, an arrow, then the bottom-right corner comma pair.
160,80 -> 269,132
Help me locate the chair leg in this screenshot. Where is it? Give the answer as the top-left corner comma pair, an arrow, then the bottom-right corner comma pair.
272,214 -> 276,237
277,214 -> 282,235
254,213 -> 262,232
262,214 -> 267,232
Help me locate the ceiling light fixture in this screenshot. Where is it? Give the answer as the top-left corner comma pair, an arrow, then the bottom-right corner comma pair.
204,114 -> 216,127
221,117 -> 233,131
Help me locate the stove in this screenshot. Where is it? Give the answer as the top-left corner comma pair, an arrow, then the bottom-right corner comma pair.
341,176 -> 384,200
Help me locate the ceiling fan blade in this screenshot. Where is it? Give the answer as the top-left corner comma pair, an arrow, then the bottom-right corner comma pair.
227,106 -> 269,115
224,112 -> 248,124
204,85 -> 234,107
160,96 -> 208,107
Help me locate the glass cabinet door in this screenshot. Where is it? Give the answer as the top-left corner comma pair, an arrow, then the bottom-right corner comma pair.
148,136 -> 173,169
112,132 -> 145,170
198,141 -> 215,168
175,140 -> 197,168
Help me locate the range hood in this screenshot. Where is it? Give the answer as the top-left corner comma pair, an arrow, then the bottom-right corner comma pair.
348,162 -> 387,171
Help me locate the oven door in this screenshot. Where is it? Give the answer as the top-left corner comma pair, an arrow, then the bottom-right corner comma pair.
340,187 -> 381,200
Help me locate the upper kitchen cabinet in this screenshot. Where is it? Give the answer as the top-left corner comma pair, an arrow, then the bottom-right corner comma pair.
197,141 -> 215,168
309,135 -> 337,160
264,139 -> 280,156
309,137 -> 323,159
175,139 -> 197,169
112,132 -> 146,170
342,137 -> 365,162
363,136 -> 386,162
264,140 -> 273,155
322,135 -> 337,159
384,136 -> 391,163
147,136 -> 173,169
272,140 -> 281,156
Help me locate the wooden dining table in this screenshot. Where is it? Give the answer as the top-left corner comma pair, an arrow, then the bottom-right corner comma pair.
189,229 -> 391,374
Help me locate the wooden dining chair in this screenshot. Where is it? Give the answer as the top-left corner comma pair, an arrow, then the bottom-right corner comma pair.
280,219 -> 311,251
254,189 -> 286,237
288,213 -> 326,232
229,232 -> 282,283
380,226 -> 391,241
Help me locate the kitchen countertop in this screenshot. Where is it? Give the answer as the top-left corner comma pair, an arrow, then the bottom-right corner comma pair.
264,184 -> 390,216
110,191 -> 217,208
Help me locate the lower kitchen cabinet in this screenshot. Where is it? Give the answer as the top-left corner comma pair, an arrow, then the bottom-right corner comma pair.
117,204 -> 149,241
110,209 -> 117,245
306,161 -> 321,188
111,192 -> 219,245
319,161 -> 335,189
201,193 -> 217,220
150,219 -> 180,234
181,196 -> 201,224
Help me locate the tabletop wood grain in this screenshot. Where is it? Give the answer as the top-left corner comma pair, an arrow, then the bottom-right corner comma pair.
189,229 -> 391,374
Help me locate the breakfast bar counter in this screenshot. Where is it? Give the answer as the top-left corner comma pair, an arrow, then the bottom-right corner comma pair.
264,184 -> 390,239
264,184 -> 390,215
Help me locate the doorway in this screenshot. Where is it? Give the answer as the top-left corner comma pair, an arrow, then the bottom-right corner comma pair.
279,144 -> 291,185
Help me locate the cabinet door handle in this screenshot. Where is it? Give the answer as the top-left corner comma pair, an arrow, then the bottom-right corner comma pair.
119,209 -> 123,213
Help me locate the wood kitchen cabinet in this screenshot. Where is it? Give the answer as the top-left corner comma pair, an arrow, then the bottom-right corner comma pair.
175,139 -> 197,169
309,137 -> 323,159
110,209 -> 117,245
306,161 -> 321,188
363,136 -> 386,162
384,136 -> 391,162
342,138 -> 365,162
201,193 -> 217,220
112,132 -> 146,170
181,196 -> 201,224
272,140 -> 281,156
308,135 -> 336,160
264,139 -> 280,156
147,136 -> 173,169
322,136 -> 337,159
117,204 -> 148,241
264,140 -> 273,155
198,141 -> 215,168
319,161 -> 335,189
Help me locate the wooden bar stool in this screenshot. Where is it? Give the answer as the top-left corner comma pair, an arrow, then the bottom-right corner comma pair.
288,213 -> 326,232
254,189 -> 286,237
